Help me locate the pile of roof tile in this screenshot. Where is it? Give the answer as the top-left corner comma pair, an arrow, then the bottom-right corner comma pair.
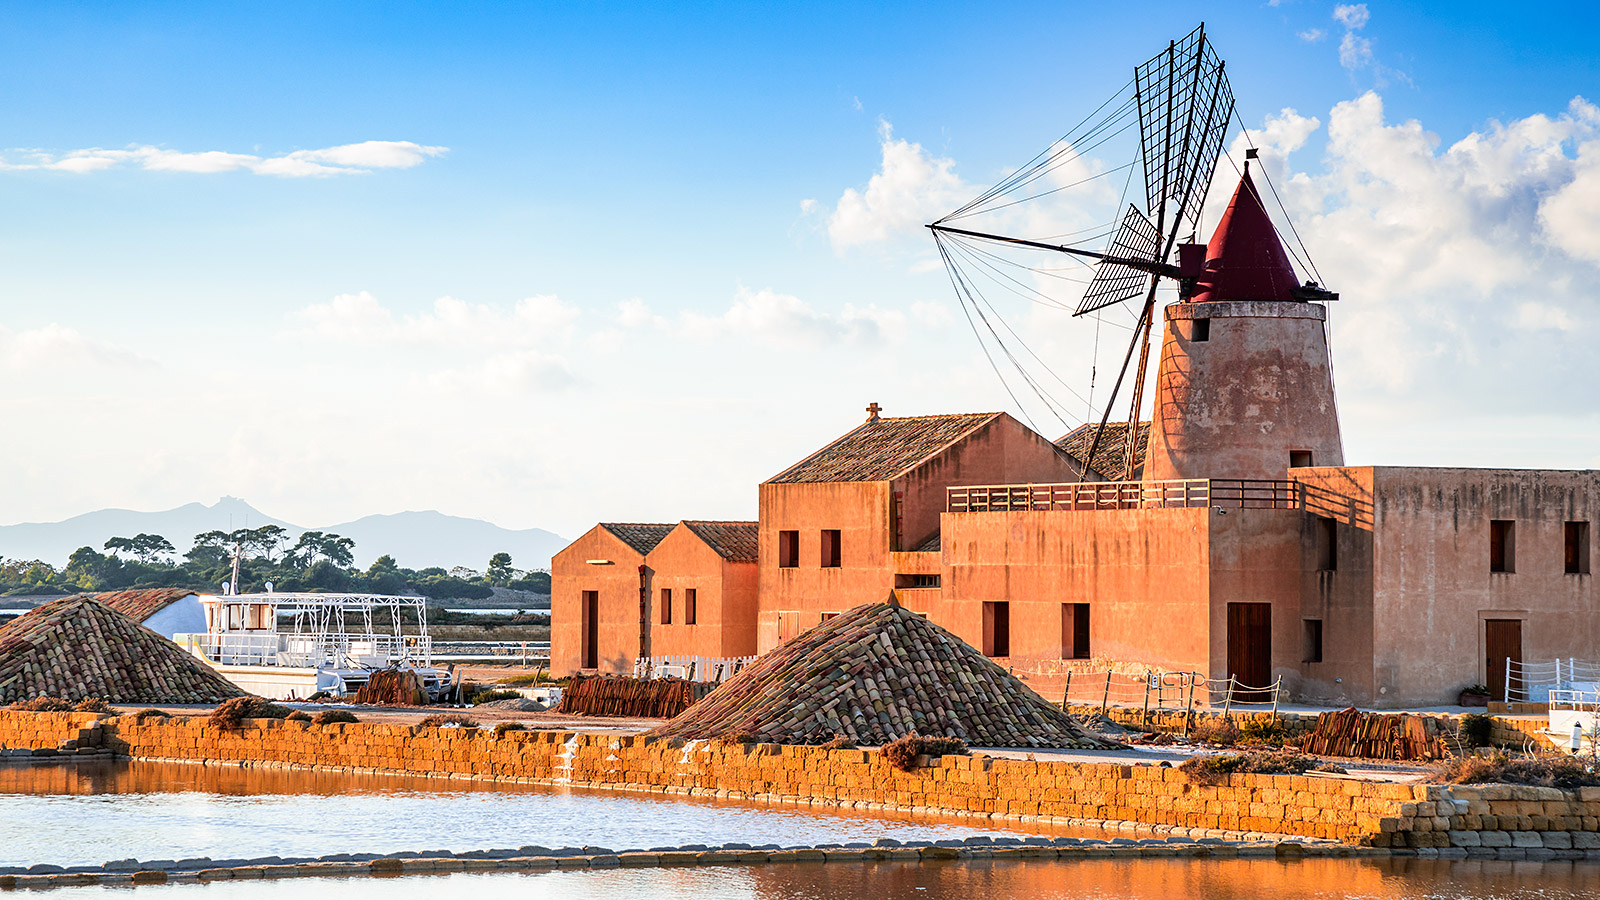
84,588 -> 196,623
557,674 -> 713,718
651,599 -> 1119,749
1300,707 -> 1452,760
0,595 -> 243,705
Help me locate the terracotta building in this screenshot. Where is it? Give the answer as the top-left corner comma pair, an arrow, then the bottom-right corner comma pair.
552,170 -> 1598,707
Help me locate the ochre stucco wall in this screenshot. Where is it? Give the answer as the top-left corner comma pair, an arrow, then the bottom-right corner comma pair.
756,481 -> 891,652
643,525 -> 757,660
550,527 -> 647,676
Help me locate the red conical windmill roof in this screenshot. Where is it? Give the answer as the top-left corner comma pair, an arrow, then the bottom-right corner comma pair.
1189,167 -> 1299,303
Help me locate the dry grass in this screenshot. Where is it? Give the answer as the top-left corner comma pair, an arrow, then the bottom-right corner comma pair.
1189,718 -> 1241,746
418,713 -> 479,728
312,710 -> 359,725
73,697 -> 112,713
285,711 -> 312,722
1180,751 -> 1316,785
130,708 -> 170,721
1440,752 -> 1600,789
820,734 -> 856,750
880,734 -> 969,772
7,696 -> 74,712
713,729 -> 759,745
494,722 -> 527,735
209,696 -> 291,728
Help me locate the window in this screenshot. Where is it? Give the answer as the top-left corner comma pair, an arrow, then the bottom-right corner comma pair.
821,529 -> 842,568
1290,450 -> 1314,468
685,588 -> 697,625
778,530 -> 799,568
1191,318 -> 1210,342
1303,619 -> 1324,663
581,591 -> 599,669
659,588 -> 672,625
1315,516 -> 1338,571
1566,522 -> 1590,575
1062,603 -> 1090,659
894,573 -> 940,588
821,612 -> 840,622
1490,520 -> 1516,573
982,601 -> 1011,657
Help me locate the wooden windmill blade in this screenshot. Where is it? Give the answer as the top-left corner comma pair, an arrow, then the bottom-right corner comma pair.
1075,205 -> 1162,316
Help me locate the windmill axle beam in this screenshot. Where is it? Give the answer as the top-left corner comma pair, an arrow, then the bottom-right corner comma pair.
927,224 -> 1181,279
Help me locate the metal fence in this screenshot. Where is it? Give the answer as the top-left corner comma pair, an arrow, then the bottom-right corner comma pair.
634,655 -> 756,683
947,478 -> 1303,513
1502,657 -> 1600,703
1008,662 -> 1285,730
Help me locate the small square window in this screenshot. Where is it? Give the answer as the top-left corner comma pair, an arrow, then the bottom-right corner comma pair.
821,529 -> 842,568
1566,522 -> 1590,575
778,530 -> 799,568
1290,450 -> 1314,468
1191,318 -> 1210,342
685,588 -> 698,625
1303,619 -> 1324,663
1490,520 -> 1515,573
659,588 -> 672,625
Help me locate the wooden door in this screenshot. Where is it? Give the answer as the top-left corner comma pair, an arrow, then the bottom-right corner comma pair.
1227,603 -> 1272,701
581,591 -> 599,670
1485,619 -> 1523,702
983,601 -> 1010,657
777,611 -> 799,644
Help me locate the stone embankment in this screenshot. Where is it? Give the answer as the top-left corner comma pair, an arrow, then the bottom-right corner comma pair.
3,710 -> 1599,862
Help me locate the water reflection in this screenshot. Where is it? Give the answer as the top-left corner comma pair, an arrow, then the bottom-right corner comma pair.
36,859 -> 1600,900
1,761 -> 1085,867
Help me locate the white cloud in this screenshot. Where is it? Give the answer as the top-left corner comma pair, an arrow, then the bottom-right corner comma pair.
620,286 -> 908,349
1298,28 -> 1326,42
0,323 -> 153,370
293,291 -> 579,348
0,140 -> 447,177
827,120 -> 971,250
1338,32 -> 1374,70
1333,3 -> 1370,29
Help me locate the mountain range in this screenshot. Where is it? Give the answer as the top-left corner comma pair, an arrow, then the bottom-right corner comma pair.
0,497 -> 568,571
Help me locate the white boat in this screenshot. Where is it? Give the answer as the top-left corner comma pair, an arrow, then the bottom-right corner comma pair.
1542,687 -> 1600,754
174,592 -> 448,701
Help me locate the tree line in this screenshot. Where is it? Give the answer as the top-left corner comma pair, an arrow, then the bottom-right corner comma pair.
0,526 -> 549,599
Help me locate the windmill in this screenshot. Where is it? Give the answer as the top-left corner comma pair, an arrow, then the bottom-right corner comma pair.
929,24 -> 1328,480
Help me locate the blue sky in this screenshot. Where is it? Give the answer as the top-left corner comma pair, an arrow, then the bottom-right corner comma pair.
2,1 -> 1599,542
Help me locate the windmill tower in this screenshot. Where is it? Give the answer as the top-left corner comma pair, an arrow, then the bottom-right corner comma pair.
1143,164 -> 1343,481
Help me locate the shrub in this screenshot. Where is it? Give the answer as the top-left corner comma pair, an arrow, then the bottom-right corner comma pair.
418,713 -> 478,728
1313,762 -> 1348,774
1180,751 -> 1316,785
713,729 -> 759,746
313,710 -> 359,725
285,711 -> 312,722
1459,714 -> 1494,748
1237,718 -> 1287,746
473,689 -> 523,705
820,734 -> 857,750
1440,751 -> 1600,789
497,673 -> 548,687
1190,718 -> 1240,746
210,696 -> 292,728
8,696 -> 74,712
74,697 -> 112,713
494,722 -> 527,736
131,708 -> 170,721
881,734 -> 969,772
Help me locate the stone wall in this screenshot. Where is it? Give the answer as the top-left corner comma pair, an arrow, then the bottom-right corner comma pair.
0,711 -> 103,751
8,709 -> 1600,855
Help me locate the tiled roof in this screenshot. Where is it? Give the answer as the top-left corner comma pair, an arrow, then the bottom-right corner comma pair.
0,595 -> 244,704
600,523 -> 677,556
911,531 -> 941,553
651,600 -> 1119,749
767,413 -> 1003,484
1055,421 -> 1151,480
683,521 -> 758,563
86,588 -> 196,623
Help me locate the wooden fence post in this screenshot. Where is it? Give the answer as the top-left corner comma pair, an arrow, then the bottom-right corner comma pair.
1101,671 -> 1112,716
1183,674 -> 1196,737
1221,677 -> 1234,719
1141,671 -> 1152,726
1270,676 -> 1281,725
1063,670 -> 1073,711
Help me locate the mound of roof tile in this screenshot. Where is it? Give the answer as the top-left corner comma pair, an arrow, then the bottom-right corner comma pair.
0,595 -> 243,704
83,588 -> 196,623
651,599 -> 1119,749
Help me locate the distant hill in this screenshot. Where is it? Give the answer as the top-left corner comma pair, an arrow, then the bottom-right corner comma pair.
0,498 -> 566,571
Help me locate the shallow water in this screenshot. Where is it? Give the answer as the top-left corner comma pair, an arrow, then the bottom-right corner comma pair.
34,858 -> 1600,899
0,760 -> 1073,867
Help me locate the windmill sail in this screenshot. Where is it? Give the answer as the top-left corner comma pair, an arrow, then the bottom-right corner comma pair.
1135,24 -> 1235,236
1075,204 -> 1162,315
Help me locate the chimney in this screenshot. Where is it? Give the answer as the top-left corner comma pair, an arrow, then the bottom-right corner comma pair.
865,402 -> 882,423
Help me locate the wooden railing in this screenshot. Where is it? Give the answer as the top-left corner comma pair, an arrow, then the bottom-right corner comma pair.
947,478 -> 1303,513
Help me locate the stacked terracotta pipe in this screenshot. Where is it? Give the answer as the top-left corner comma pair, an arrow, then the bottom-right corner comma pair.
1300,707 -> 1452,760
